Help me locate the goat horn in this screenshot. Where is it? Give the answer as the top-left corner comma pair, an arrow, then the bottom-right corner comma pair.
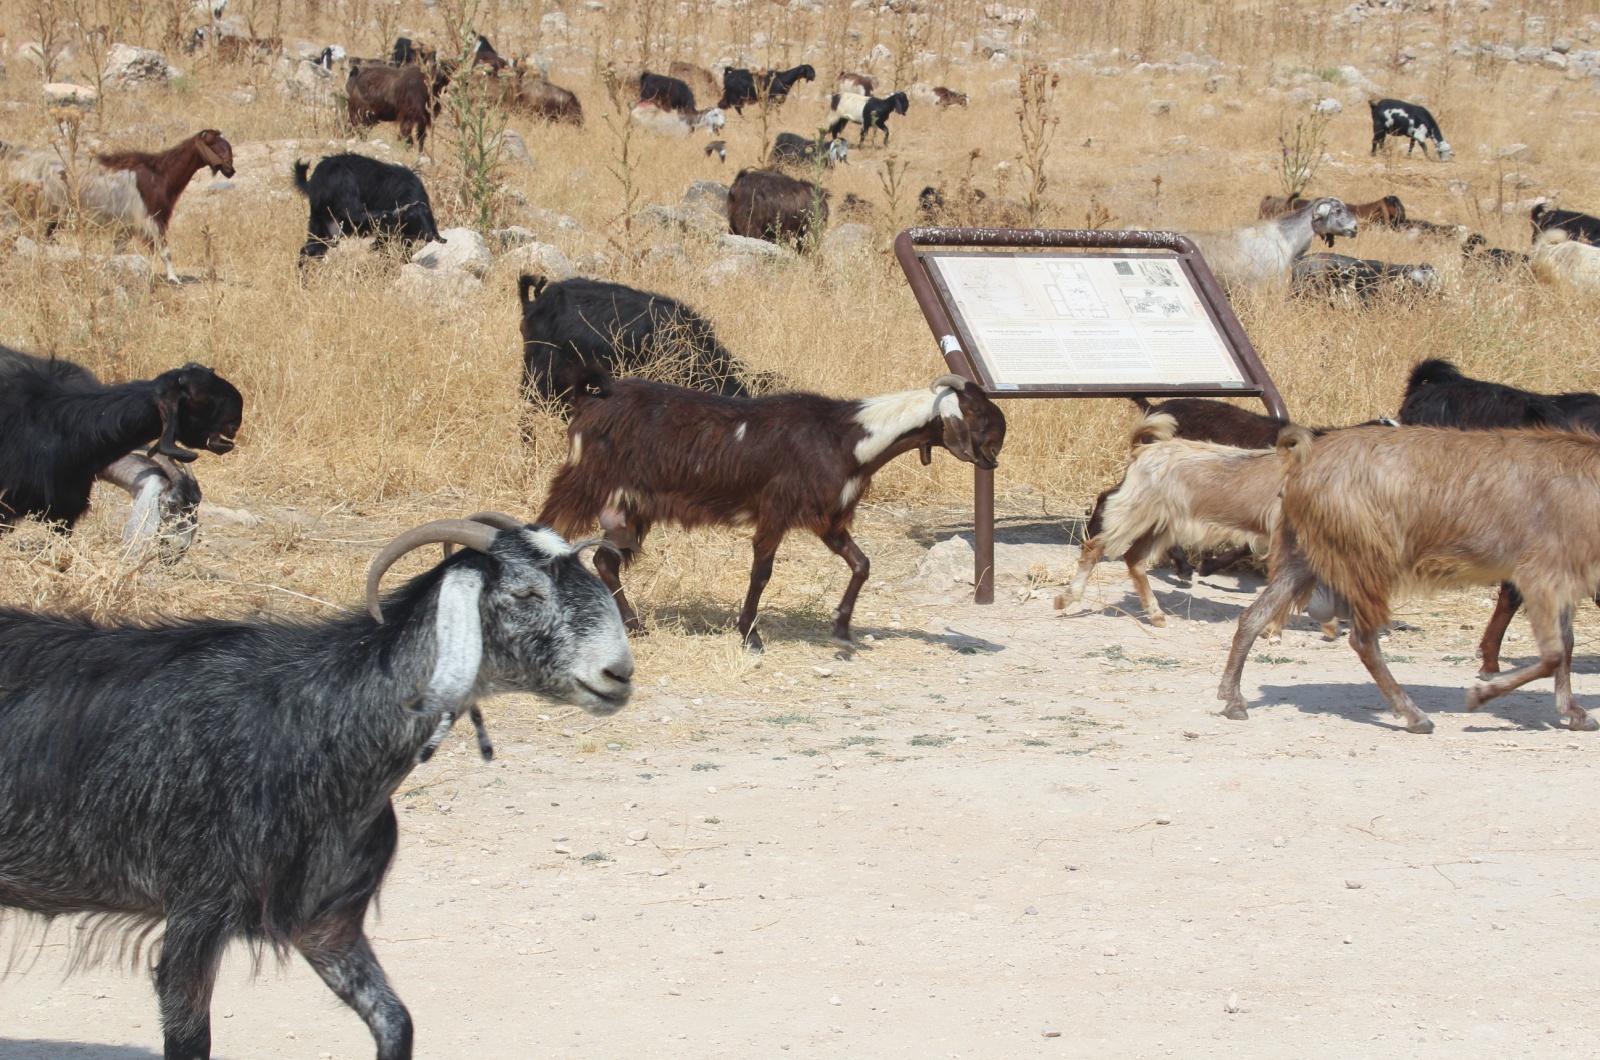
570,536 -> 623,557
367,519 -> 501,623
465,511 -> 525,530
930,373 -> 969,392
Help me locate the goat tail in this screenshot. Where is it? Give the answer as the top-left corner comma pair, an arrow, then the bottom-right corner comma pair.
1276,423 -> 1315,467
1129,412 -> 1177,451
1405,357 -> 1462,394
1127,395 -> 1153,412
291,160 -> 311,195
518,272 -> 548,306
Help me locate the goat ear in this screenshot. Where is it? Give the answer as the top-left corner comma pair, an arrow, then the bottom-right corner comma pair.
149,388 -> 199,463
195,134 -> 224,169
417,567 -> 485,714
1314,201 -> 1331,219
941,406 -> 976,463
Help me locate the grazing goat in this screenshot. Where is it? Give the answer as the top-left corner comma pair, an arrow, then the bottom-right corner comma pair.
1218,427 -> 1600,734
1369,97 -> 1453,160
1464,233 -> 1529,269
1397,358 -> 1600,676
8,130 -> 235,283
1291,253 -> 1437,302
1398,217 -> 1470,242
293,153 -> 442,262
718,64 -> 816,113
1064,413 -> 1314,627
347,64 -> 436,152
728,167 -> 829,246
0,515 -> 633,1059
0,347 -> 241,532
1530,203 -> 1600,247
538,370 -> 1006,650
837,71 -> 874,95
1532,229 -> 1600,292
704,139 -> 728,163
1186,197 -> 1358,288
629,101 -> 725,136
639,71 -> 699,113
669,60 -> 720,103
1258,193 -> 1405,226
826,91 -> 911,146
519,275 -> 760,408
932,86 -> 969,107
770,131 -> 848,169
505,75 -> 584,125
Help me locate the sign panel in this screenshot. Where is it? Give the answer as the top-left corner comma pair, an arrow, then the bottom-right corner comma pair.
923,251 -> 1249,392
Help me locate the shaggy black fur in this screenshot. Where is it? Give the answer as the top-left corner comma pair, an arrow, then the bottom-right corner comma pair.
717,64 -> 816,113
293,153 -> 442,261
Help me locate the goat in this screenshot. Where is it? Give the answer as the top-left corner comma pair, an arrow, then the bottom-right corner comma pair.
8,130 -> 235,284
1369,97 -> 1453,160
769,131 -> 848,169
391,36 -> 436,66
638,71 -> 699,114
837,71 -> 874,96
1398,217 -> 1470,242
518,275 -> 760,408
1532,229 -> 1600,292
0,515 -> 633,1059
1397,358 -> 1600,677
347,64 -> 435,153
669,60 -> 721,104
471,33 -> 508,72
311,44 -> 345,70
1064,413 -> 1314,628
538,370 -> 1006,650
1258,193 -> 1405,226
1186,197 -> 1358,288
505,75 -> 584,125
1530,203 -> 1600,247
0,347 -> 241,532
1218,427 -> 1600,734
630,100 -> 725,136
717,64 -> 816,113
728,167 -> 829,247
1291,252 -> 1437,302
1463,233 -> 1529,269
97,452 -> 202,563
293,153 -> 442,262
826,91 -> 910,146
704,139 -> 728,163
213,32 -> 280,62
932,86 -> 969,107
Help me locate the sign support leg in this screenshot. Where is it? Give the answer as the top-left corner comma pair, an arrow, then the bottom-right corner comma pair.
975,465 -> 995,604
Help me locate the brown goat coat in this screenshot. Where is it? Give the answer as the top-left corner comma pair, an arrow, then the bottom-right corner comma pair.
505,76 -> 584,124
538,378 -> 1005,649
1218,426 -> 1600,733
346,65 -> 434,151
728,168 -> 828,246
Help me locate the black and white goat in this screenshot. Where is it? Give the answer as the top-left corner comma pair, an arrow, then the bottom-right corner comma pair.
1531,204 -> 1600,247
0,515 -> 633,1059
293,152 -> 442,261
770,131 -> 849,169
1290,253 -> 1437,302
826,91 -> 910,146
1187,197 -> 1359,288
0,347 -> 241,532
538,370 -> 1007,650
1369,97 -> 1453,160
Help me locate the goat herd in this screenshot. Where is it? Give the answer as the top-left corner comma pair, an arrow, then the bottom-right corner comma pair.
6,43 -> 1600,1060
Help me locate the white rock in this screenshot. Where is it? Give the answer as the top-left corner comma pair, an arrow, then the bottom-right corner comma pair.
412,228 -> 492,278
717,233 -> 796,262
650,867 -> 669,876
1314,97 -> 1342,113
1146,98 -> 1177,116
823,222 -> 875,257
1225,991 -> 1241,1013
394,263 -> 484,308
103,44 -> 177,90
628,829 -> 649,841
635,204 -> 683,232
42,82 -> 97,107
681,180 -> 730,235
918,536 -> 976,588
988,77 -> 1021,97
642,242 -> 690,269
98,254 -> 153,291
502,241 -> 576,281
491,226 -> 538,249
282,59 -> 334,104
494,129 -> 533,166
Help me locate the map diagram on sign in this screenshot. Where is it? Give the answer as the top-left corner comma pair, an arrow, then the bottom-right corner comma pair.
925,252 -> 1246,389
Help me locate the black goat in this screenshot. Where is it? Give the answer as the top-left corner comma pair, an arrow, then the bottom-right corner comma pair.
1397,358 -> 1600,676
293,153 -> 442,261
1464,233 -> 1530,268
0,515 -> 632,1060
718,63 -> 816,113
538,370 -> 1006,650
638,71 -> 698,113
0,347 -> 241,531
1530,203 -> 1600,247
769,131 -> 848,169
518,275 -> 760,408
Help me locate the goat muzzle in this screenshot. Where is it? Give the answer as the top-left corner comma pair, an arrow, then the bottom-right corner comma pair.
367,519 -> 502,622
204,432 -> 235,454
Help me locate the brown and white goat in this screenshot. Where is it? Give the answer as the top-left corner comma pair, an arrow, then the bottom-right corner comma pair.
538,371 -> 1006,651
1064,413 -> 1313,627
8,130 -> 235,283
1258,193 -> 1406,226
1218,426 -> 1600,734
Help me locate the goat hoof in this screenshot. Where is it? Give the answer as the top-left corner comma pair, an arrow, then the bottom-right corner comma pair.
1568,714 -> 1599,732
1465,686 -> 1490,712
1220,704 -> 1250,721
1475,668 -> 1499,681
1406,716 -> 1435,734
742,633 -> 764,654
829,634 -> 855,652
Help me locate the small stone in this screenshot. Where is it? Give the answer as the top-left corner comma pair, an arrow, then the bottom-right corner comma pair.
581,912 -> 596,921
1064,863 -> 1079,871
828,995 -> 842,1006
650,867 -> 669,877
1344,879 -> 1363,889
1491,922 -> 1506,931
706,786 -> 717,794
607,743 -> 621,751
1343,935 -> 1353,944
668,988 -> 682,995
1225,991 -> 1241,1013
629,829 -> 648,841
1155,815 -> 1171,825
553,845 -> 572,855
1272,837 -> 1285,848
1025,905 -> 1039,915
1101,946 -> 1117,957
1042,1027 -> 1062,1037
812,666 -> 834,677
553,835 -> 570,842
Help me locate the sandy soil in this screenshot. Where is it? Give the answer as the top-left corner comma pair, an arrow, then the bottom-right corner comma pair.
5,529 -> 1600,1059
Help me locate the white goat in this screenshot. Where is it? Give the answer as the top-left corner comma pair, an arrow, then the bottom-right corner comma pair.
1531,229 -> 1600,293
629,102 -> 725,137
1187,197 -> 1359,288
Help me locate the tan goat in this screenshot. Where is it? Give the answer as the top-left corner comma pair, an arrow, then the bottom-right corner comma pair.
1063,413 -> 1313,627
1218,426 -> 1600,734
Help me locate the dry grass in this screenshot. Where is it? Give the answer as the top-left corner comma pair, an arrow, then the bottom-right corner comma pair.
1,0 -> 1598,654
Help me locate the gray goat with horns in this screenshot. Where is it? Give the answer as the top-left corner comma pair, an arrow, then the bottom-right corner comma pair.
0,513 -> 633,1060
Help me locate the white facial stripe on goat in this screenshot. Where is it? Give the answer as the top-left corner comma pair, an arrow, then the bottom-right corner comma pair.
421,567 -> 485,714
852,387 -> 958,464
523,526 -> 575,558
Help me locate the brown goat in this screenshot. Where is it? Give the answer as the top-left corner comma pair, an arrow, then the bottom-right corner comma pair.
505,75 -> 584,125
538,370 -> 1006,651
1218,426 -> 1600,734
932,86 -> 969,107
1258,193 -> 1406,226
347,65 -> 435,152
669,61 -> 720,103
1065,413 -> 1314,627
728,168 -> 828,247
215,34 -> 281,63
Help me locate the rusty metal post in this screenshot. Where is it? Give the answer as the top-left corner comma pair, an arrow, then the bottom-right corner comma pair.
974,464 -> 995,603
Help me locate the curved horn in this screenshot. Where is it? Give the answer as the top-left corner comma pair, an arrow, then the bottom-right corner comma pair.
367,520 -> 501,623
930,373 -> 969,392
465,511 -> 526,530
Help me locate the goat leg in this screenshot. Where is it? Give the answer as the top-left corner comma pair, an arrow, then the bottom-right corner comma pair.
1218,550 -> 1316,720
468,705 -> 494,760
736,531 -> 783,652
1196,544 -> 1252,578
1348,624 -> 1433,734
1167,544 -> 1196,581
1124,531 -> 1167,627
1063,537 -> 1107,607
296,864 -> 415,1060
1554,607 -> 1593,731
1476,581 -> 1522,678
591,544 -> 643,634
154,910 -> 228,1060
822,526 -> 870,649
1468,596 -> 1594,729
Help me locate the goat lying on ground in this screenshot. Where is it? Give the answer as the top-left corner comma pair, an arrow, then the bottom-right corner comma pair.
1530,203 -> 1600,247
769,131 -> 848,169
1063,413 -> 1313,628
504,75 -> 584,125
629,100 -> 725,136
293,152 -> 442,261
1219,426 -> 1600,734
8,130 -> 235,283
0,515 -> 633,1059
1186,198 -> 1358,287
1258,193 -> 1405,226
538,369 -> 1006,651
728,167 -> 828,246
1463,233 -> 1529,269
1532,229 -> 1600,292
1290,252 -> 1437,302
932,86 -> 969,107
0,347 -> 241,532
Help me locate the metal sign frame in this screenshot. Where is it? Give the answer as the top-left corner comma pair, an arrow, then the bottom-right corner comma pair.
895,226 -> 1288,604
